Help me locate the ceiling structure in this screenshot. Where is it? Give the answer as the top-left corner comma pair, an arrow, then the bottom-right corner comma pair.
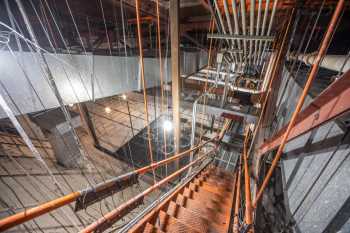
0,0 -> 349,233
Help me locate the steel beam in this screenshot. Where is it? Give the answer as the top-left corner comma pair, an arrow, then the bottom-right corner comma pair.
257,69 -> 350,157
208,33 -> 274,41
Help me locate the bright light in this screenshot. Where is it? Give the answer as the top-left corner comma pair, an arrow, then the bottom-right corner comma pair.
121,94 -> 127,100
163,120 -> 173,132
68,103 -> 74,107
105,107 -> 111,114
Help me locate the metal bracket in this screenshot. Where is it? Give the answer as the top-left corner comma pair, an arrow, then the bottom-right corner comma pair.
75,173 -> 139,211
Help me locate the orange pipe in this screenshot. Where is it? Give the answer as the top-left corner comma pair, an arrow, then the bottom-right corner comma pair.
253,0 -> 345,208
79,152 -> 212,233
0,138 -> 214,232
135,0 -> 155,181
0,192 -> 80,231
233,156 -> 242,233
79,120 -> 230,232
243,129 -> 253,232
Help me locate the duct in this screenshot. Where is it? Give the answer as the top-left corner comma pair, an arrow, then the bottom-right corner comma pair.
200,68 -> 240,77
289,53 -> 350,73
184,75 -> 262,94
207,33 -> 275,41
0,51 -> 205,118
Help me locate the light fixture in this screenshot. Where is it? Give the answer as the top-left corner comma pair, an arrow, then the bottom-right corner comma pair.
121,94 -> 127,100
163,119 -> 173,132
105,107 -> 111,114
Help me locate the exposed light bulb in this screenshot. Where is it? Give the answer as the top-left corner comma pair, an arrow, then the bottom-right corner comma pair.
122,94 -> 127,100
105,107 -> 111,114
163,120 -> 173,132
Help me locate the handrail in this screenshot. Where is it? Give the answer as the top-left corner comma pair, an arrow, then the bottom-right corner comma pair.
0,138 -> 215,232
79,151 -> 214,233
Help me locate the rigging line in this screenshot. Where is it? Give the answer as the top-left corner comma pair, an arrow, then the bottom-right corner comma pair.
292,130 -> 350,217
4,31 -> 97,212
273,16 -> 315,127
0,165 -> 71,233
63,0 -> 87,54
337,49 -> 350,76
41,2 -> 133,182
0,179 -> 44,233
155,0 -> 168,179
274,0 -> 325,124
135,0 -> 156,184
0,197 -> 35,233
10,2 -> 89,171
41,0 -> 105,98
120,0 -> 131,86
28,0 -> 56,53
288,122 -> 336,201
98,0 -> 112,56
4,0 -> 22,52
2,47 -> 88,197
156,0 -> 165,115
39,1 -> 58,49
3,43 -> 92,197
84,19 -> 121,169
31,1 -> 97,103
12,3 -> 119,187
298,143 -> 350,222
276,0 -> 342,133
6,43 -> 98,187
0,81 -> 86,229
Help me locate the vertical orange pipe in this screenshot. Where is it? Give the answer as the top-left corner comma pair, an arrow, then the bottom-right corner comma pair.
135,0 -> 155,179
243,128 -> 253,232
253,0 -> 345,208
233,156 -> 242,233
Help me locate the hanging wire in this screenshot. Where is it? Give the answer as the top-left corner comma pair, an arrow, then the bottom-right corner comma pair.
134,0 -> 157,185
2,2 -> 121,217
273,0 -> 325,131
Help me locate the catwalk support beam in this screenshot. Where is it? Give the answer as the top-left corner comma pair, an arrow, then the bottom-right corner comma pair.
171,0 -> 181,155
